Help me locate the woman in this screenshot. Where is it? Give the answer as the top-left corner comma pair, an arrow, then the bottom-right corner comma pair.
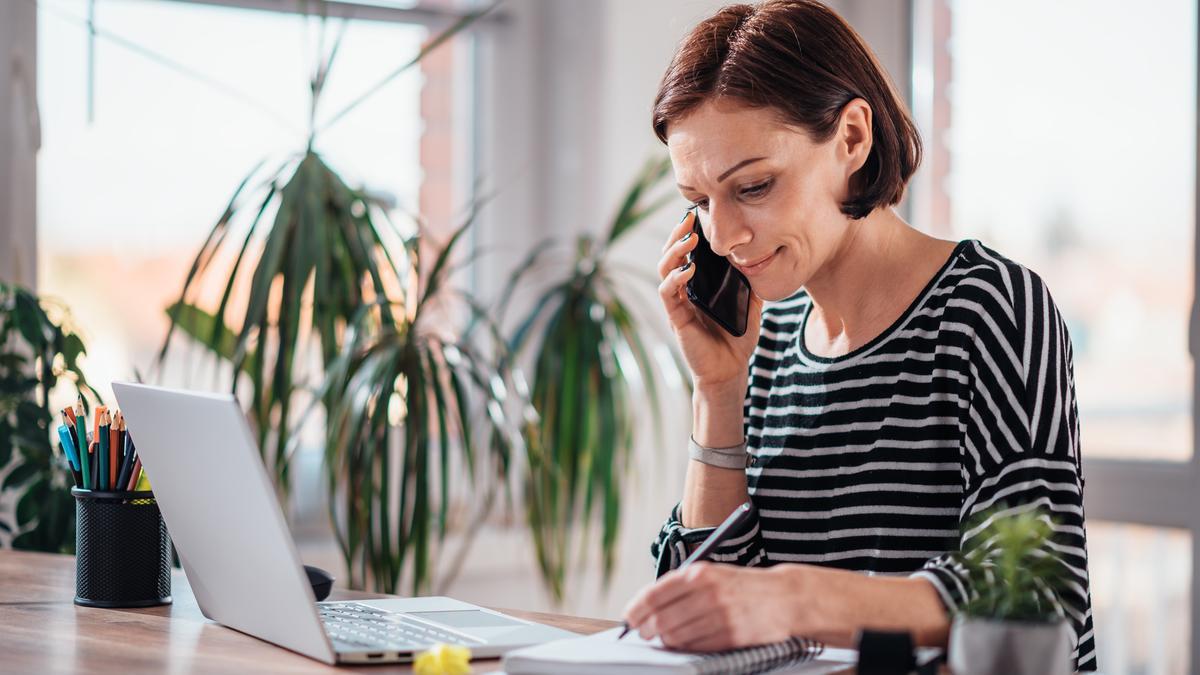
620,1 -> 1096,671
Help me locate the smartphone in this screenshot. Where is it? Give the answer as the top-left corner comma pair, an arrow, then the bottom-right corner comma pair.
684,210 -> 752,337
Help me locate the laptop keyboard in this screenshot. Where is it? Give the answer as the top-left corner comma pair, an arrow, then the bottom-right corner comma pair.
319,602 -> 485,651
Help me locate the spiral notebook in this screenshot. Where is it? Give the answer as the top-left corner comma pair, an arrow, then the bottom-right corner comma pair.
501,626 -> 829,675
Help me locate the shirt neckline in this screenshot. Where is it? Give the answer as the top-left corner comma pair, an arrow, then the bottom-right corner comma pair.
795,239 -> 972,365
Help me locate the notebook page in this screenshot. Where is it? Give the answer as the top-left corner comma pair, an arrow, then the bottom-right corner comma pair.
502,627 -> 701,675
503,626 -> 826,675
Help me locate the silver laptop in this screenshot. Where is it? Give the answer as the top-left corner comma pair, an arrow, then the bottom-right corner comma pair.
112,382 -> 577,665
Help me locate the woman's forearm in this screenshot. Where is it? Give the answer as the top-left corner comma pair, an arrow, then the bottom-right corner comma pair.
681,382 -> 750,528
772,564 -> 950,647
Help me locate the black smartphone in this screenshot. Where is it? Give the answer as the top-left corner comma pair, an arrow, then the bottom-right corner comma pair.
684,210 -> 752,337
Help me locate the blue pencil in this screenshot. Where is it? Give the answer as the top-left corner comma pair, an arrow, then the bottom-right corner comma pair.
56,425 -> 82,487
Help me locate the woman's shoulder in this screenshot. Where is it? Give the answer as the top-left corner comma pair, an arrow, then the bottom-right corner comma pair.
938,239 -> 1062,332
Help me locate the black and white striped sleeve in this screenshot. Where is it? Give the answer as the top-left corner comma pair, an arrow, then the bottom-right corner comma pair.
911,261 -> 1097,671
651,502 -> 768,578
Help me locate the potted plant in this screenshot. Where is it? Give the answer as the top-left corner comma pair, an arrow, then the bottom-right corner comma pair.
322,216 -> 524,594
949,508 -> 1074,675
0,283 -> 98,552
495,155 -> 690,601
157,8 -> 494,502
156,7 -> 527,595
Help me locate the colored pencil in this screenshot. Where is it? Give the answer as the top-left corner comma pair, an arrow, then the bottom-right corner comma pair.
92,406 -> 107,450
89,441 -> 99,490
108,412 -> 119,489
56,425 -> 82,488
116,417 -> 134,489
61,411 -> 80,456
114,412 -> 126,476
125,457 -> 143,491
97,411 -> 111,491
74,399 -> 91,489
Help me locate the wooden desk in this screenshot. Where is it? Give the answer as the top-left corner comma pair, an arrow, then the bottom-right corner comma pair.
0,550 -> 618,674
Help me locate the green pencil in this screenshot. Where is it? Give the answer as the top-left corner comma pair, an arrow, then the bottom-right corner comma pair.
97,410 -> 110,491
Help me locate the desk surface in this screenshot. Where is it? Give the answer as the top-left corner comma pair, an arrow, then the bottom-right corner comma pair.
0,550 -> 618,674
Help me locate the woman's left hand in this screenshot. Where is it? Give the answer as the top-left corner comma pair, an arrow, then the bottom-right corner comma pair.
621,562 -> 803,652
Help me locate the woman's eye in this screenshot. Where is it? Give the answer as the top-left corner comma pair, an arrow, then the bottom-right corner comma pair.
690,199 -> 709,211
740,180 -> 772,198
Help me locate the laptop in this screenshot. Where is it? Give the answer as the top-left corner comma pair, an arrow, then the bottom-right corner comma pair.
112,382 -> 577,665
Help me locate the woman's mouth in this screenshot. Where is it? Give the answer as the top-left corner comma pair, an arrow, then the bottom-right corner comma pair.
734,248 -> 780,277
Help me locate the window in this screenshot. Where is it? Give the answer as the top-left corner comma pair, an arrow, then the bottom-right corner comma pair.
37,0 -> 434,396
912,2 -> 1198,672
913,0 -> 1196,462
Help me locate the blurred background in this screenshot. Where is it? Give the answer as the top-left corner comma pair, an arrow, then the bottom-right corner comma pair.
0,1 -> 1194,673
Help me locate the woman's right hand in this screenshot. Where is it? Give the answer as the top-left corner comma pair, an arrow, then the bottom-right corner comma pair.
658,209 -> 763,392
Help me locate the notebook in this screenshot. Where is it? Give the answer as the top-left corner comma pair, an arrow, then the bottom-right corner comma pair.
501,626 -> 832,675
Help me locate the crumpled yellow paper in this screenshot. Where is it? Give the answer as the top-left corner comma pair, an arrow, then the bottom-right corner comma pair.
413,643 -> 472,675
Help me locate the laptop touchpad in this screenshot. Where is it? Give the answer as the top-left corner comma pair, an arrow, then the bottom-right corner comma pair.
408,610 -> 526,628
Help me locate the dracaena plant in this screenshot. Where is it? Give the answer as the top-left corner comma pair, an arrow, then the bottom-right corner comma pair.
156,7 -> 493,499
323,218 -> 525,595
0,283 -> 99,552
497,156 -> 691,601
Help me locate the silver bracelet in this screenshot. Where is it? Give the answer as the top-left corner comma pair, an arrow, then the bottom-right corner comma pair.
687,436 -> 750,469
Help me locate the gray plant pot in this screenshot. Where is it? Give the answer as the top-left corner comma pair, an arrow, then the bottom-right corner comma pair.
948,615 -> 1072,675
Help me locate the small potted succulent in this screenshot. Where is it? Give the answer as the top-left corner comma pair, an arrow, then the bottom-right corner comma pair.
949,508 -> 1073,675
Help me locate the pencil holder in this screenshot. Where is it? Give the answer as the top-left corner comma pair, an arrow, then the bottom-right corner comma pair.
72,487 -> 173,608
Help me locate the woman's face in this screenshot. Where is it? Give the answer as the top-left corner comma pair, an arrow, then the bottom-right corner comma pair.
666,98 -> 867,302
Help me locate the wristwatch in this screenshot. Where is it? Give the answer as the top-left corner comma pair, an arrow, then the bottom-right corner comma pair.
687,436 -> 751,469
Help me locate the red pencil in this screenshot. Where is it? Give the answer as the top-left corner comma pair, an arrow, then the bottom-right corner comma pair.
125,457 -> 143,491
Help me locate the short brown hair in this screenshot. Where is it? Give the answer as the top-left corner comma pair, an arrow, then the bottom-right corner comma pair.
652,0 -> 921,220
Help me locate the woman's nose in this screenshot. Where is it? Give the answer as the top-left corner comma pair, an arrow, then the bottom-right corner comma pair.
705,205 -> 752,258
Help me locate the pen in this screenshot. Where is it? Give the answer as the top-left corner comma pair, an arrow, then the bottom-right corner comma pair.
618,501 -> 758,640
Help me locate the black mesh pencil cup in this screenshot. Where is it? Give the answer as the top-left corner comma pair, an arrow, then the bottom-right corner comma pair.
73,487 -> 173,608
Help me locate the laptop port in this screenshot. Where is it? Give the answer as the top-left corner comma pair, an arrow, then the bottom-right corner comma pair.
367,653 -> 385,660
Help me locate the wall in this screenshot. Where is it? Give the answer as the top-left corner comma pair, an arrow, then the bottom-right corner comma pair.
0,0 -> 38,290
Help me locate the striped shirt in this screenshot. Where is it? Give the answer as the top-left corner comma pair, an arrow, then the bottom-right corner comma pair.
652,240 -> 1097,670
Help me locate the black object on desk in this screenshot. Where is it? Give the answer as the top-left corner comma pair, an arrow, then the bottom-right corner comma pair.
304,565 -> 334,601
72,487 -> 172,608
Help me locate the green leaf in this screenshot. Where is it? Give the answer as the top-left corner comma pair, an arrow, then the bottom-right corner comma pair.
13,290 -> 48,350
2,461 -> 40,491
0,425 -> 11,466
16,480 -> 48,527
164,302 -> 261,377
604,155 -> 673,246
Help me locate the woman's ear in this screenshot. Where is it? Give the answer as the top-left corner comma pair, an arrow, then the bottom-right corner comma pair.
837,98 -> 873,178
